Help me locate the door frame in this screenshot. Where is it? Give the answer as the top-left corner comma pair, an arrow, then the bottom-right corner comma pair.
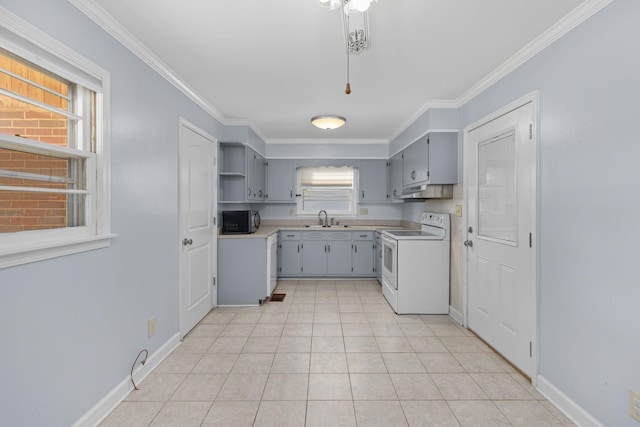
462,90 -> 539,383
178,117 -> 218,338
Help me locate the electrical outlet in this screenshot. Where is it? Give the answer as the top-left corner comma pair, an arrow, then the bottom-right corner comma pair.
289,209 -> 295,216
455,205 -> 463,217
630,390 -> 640,422
148,317 -> 156,337
359,207 -> 368,215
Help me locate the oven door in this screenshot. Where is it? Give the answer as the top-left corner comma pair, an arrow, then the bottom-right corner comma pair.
381,235 -> 397,290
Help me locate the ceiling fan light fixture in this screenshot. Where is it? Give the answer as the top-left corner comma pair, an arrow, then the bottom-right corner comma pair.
311,115 -> 347,130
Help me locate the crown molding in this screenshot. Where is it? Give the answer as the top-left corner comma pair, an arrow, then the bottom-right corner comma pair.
69,0 -> 269,142
70,0 -> 612,145
386,99 -> 459,143
456,0 -> 614,106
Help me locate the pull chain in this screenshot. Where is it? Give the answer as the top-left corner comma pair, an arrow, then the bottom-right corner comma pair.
345,10 -> 351,94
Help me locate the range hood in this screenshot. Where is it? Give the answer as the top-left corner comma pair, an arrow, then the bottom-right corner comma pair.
399,184 -> 454,199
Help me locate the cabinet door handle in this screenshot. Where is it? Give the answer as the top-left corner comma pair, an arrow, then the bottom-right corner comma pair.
290,190 -> 293,199
354,244 -> 357,253
297,244 -> 300,253
411,170 -> 416,180
258,190 -> 263,198
328,244 -> 330,253
362,190 -> 365,199
247,187 -> 252,196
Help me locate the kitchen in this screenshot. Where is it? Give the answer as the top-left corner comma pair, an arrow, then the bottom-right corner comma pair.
0,1 -> 638,426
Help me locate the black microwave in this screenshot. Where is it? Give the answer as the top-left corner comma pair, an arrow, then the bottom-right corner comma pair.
222,210 -> 260,234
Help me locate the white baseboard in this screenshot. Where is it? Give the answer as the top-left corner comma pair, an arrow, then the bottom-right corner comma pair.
72,333 -> 181,427
449,305 -> 464,325
536,375 -> 605,427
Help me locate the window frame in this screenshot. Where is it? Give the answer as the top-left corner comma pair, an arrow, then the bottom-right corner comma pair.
0,8 -> 113,269
295,166 -> 357,217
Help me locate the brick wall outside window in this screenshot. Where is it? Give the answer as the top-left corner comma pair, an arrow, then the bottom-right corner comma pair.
0,54 -> 70,233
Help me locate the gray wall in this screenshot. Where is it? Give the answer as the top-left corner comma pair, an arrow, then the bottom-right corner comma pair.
461,1 -> 640,425
395,1 -> 639,425
0,1 -> 223,425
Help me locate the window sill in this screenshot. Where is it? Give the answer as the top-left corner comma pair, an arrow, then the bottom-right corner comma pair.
0,233 -> 116,269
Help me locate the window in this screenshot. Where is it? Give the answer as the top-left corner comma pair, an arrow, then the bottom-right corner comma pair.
0,10 -> 111,268
296,166 -> 356,216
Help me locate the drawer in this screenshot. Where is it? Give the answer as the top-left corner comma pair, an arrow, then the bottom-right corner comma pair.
280,231 -> 301,240
302,231 -> 328,240
328,232 -> 351,240
353,231 -> 374,241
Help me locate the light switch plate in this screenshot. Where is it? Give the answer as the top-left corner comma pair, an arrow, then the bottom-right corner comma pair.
455,205 -> 463,217
359,208 -> 368,215
148,317 -> 157,337
631,390 -> 640,422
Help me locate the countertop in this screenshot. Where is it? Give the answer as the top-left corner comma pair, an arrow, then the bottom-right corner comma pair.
218,223 -> 413,239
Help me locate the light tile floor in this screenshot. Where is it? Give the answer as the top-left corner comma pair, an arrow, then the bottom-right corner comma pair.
101,280 -> 575,427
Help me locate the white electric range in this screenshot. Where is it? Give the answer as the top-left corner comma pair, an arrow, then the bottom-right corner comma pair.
380,212 -> 450,314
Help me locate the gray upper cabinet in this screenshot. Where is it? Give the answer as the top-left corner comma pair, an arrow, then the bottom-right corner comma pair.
255,152 -> 266,201
266,159 -> 295,202
218,142 -> 266,203
219,142 -> 247,203
359,160 -> 388,202
246,148 -> 266,201
402,132 -> 457,192
425,132 -> 457,184
389,152 -> 403,200
403,136 -> 429,190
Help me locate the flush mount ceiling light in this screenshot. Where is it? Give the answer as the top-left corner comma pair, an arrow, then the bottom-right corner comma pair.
311,115 -> 347,130
317,0 -> 379,95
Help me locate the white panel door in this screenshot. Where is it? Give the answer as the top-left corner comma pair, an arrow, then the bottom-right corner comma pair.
179,121 -> 217,337
466,99 -> 536,377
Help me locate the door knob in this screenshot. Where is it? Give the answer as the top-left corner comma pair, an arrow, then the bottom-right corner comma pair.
463,240 -> 473,247
182,238 -> 193,246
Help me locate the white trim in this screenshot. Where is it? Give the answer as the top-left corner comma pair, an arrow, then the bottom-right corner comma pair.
0,7 -> 113,269
388,128 -> 460,158
448,305 -> 463,325
386,101 -> 459,143
456,0 -> 613,107
72,333 -> 181,427
0,234 -> 115,269
462,90 -> 539,377
69,0 -> 611,145
177,117 -> 218,337
536,376 -> 606,427
68,0 -> 269,143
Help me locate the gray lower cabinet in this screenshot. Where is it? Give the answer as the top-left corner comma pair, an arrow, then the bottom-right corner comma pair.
278,232 -> 302,276
301,240 -> 327,275
218,237 -> 268,305
327,240 -> 352,276
352,232 -> 374,276
278,230 -> 375,278
301,232 -> 352,276
375,232 -> 382,283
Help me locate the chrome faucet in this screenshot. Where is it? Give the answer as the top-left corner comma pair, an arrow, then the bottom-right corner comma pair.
318,210 -> 328,227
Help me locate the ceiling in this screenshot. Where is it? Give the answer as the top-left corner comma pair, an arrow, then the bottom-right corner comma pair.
82,0 -> 586,143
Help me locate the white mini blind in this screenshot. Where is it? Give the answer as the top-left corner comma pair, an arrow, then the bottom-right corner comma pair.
297,166 -> 356,216
300,166 -> 354,187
